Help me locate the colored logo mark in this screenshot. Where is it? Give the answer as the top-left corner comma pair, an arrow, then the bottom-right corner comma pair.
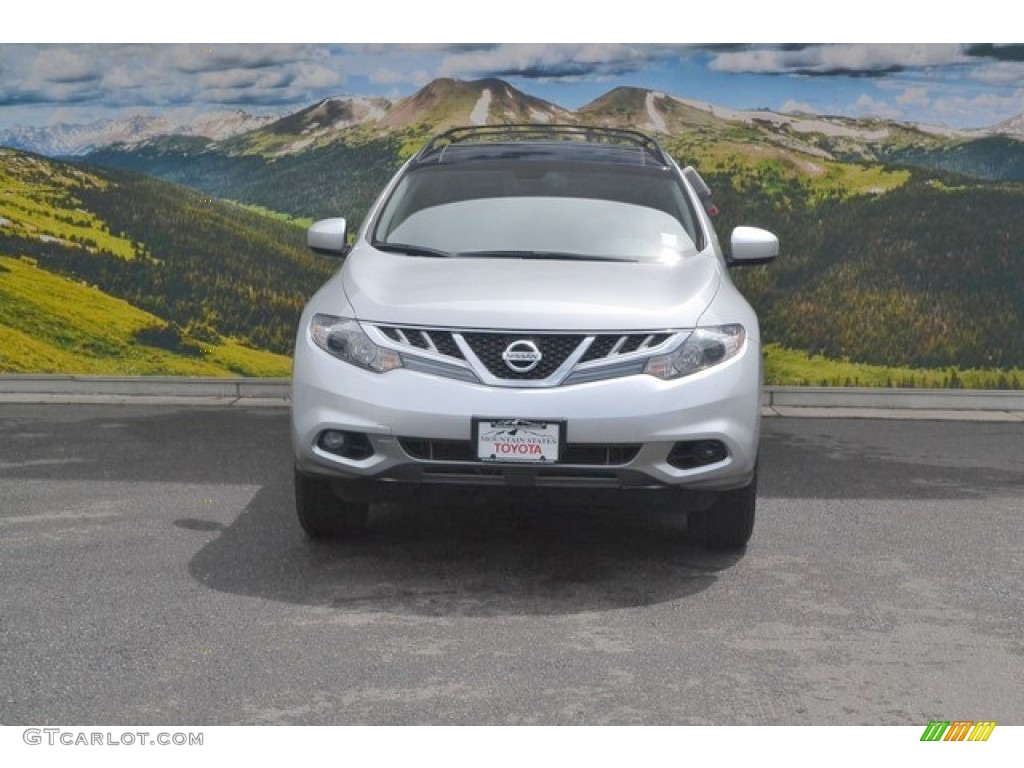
920,720 -> 996,742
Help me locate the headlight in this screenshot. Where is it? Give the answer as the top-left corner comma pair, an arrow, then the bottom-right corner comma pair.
644,324 -> 745,380
310,314 -> 402,373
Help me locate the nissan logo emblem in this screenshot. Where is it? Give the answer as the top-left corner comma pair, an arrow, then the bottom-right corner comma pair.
502,340 -> 542,373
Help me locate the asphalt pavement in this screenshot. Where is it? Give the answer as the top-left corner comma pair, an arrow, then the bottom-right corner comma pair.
1,404 -> 1021,724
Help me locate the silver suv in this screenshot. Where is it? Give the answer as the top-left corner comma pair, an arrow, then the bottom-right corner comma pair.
291,125 -> 778,549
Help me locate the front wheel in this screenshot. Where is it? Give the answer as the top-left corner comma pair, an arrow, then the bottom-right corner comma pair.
689,469 -> 757,550
294,467 -> 369,539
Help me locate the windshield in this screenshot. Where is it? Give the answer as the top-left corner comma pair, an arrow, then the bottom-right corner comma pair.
372,160 -> 702,262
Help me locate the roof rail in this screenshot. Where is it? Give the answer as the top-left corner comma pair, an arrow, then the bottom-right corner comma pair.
414,124 -> 672,166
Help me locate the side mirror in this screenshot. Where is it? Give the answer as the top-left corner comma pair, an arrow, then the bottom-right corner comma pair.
307,218 -> 349,257
728,226 -> 778,266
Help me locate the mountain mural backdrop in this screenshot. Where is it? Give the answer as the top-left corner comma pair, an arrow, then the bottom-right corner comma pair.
2,76 -> 1023,386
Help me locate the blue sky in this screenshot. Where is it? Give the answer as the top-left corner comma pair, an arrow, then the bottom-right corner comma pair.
2,41 -> 1022,131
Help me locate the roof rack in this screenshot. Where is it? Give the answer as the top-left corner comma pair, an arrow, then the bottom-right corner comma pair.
414,124 -> 672,166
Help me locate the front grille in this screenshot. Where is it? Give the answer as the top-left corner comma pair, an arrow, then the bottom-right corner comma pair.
563,443 -> 642,465
461,333 -> 582,380
379,327 -> 465,359
580,335 -> 618,361
372,324 -> 682,386
580,333 -> 671,362
419,465 -> 623,488
399,438 -> 641,466
399,438 -> 475,462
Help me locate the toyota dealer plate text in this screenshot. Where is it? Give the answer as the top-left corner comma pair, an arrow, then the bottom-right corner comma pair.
475,419 -> 561,463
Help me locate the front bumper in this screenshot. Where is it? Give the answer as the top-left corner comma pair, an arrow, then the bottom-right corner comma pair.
291,334 -> 762,497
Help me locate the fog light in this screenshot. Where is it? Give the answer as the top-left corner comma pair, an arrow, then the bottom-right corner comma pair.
667,440 -> 729,469
695,441 -> 727,463
317,430 -> 374,460
320,430 -> 348,452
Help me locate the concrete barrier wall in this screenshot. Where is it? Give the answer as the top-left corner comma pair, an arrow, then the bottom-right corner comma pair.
2,375 -> 1024,411
763,386 -> 1024,411
0,375 -> 289,399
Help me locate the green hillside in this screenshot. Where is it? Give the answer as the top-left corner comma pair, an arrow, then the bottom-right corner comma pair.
714,171 -> 1024,372
0,148 -> 334,374
0,256 -> 290,375
880,134 -> 1024,181
0,151 -> 136,259
764,344 -> 1023,390
87,134 -> 404,223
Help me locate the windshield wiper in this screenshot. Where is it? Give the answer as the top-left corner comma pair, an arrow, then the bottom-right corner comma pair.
373,242 -> 452,258
454,250 -> 637,263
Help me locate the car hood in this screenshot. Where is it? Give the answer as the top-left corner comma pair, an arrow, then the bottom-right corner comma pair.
340,246 -> 720,331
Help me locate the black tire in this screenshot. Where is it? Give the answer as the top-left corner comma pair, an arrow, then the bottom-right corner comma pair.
689,469 -> 757,550
294,467 -> 369,540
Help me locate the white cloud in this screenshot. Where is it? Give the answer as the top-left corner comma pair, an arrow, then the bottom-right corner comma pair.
292,62 -> 343,89
844,84 -> 1023,129
103,65 -> 148,90
165,44 -> 322,74
897,87 -> 930,106
0,44 -> 351,113
969,60 -> 1024,84
197,68 -> 272,91
850,94 -> 900,119
710,44 -> 967,76
780,99 -> 814,113
437,43 -> 676,79
931,90 -> 1024,124
31,48 -> 102,84
370,68 -> 430,86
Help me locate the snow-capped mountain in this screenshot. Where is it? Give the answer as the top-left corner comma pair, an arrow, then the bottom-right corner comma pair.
261,96 -> 390,136
175,110 -> 279,141
379,78 -> 571,131
0,110 -> 278,156
229,96 -> 392,155
993,113 -> 1024,138
218,80 -> 572,157
579,86 -> 972,142
5,76 -> 1016,161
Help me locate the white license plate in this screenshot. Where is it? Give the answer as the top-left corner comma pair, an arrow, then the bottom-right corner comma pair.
475,419 -> 562,463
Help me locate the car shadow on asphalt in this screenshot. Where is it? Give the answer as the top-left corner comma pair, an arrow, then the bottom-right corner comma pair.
184,470 -> 743,617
